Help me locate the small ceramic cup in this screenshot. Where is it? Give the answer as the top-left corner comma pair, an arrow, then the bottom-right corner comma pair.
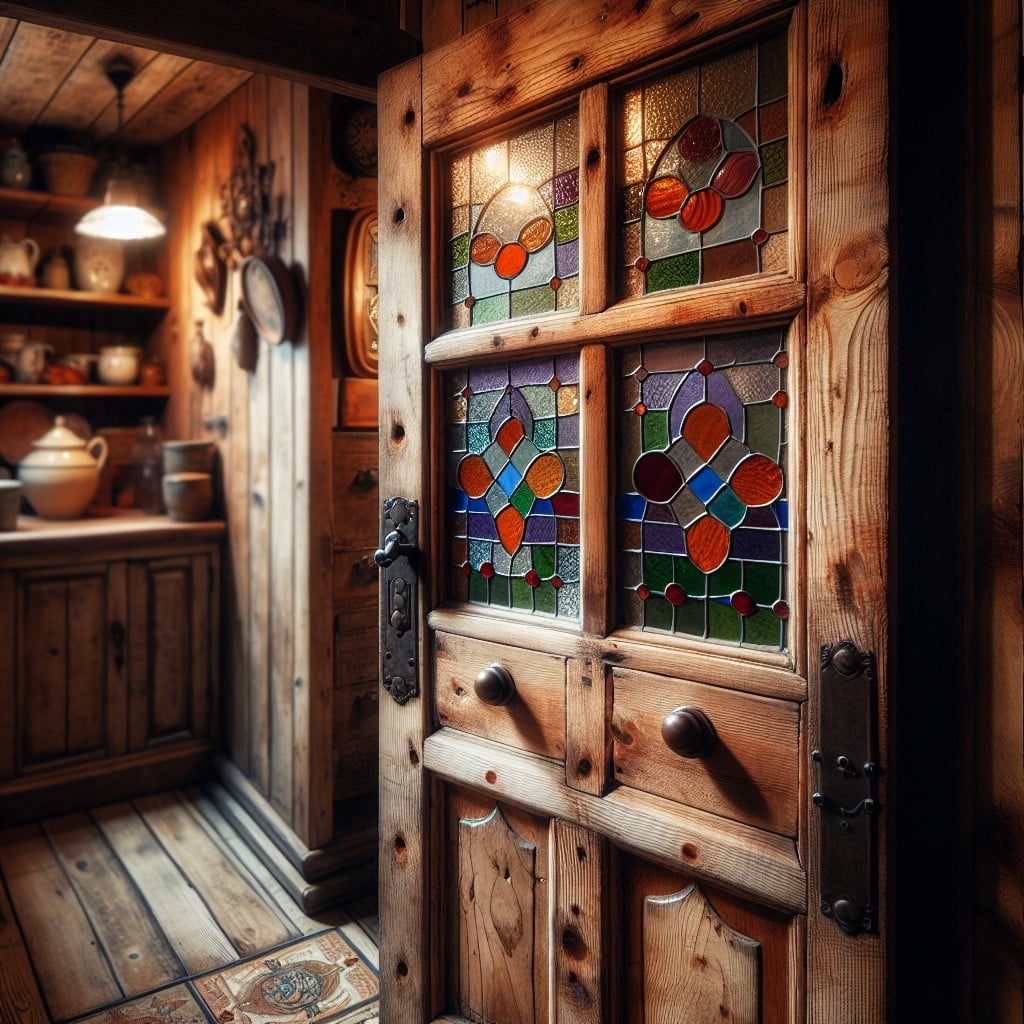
162,440 -> 216,475
0,479 -> 22,531
162,471 -> 212,522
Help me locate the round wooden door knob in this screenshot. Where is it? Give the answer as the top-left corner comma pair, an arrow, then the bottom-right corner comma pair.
661,706 -> 718,758
474,663 -> 516,706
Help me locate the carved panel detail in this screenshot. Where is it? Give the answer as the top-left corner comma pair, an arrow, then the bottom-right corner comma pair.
458,806 -> 537,1024
644,882 -> 761,1024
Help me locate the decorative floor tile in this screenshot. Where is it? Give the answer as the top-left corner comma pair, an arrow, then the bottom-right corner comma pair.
73,984 -> 208,1024
192,930 -> 379,1024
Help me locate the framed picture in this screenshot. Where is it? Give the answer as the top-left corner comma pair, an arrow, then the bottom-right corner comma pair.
342,206 -> 379,378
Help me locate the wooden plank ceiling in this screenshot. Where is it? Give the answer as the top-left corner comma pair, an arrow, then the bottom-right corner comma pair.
0,18 -> 252,152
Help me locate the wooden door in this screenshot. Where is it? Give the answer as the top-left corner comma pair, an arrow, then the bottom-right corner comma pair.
378,1 -> 890,1020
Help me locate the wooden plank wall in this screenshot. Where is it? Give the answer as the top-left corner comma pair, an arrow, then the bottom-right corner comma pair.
157,77 -> 334,848
419,0 -> 529,50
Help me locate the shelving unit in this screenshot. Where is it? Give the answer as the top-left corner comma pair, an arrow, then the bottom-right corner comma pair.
0,384 -> 170,398
0,282 -> 169,313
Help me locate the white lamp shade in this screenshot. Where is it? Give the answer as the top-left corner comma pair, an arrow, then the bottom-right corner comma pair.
75,203 -> 165,241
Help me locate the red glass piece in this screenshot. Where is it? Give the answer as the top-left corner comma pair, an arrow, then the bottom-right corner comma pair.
461,386 -> 473,398
772,390 -> 788,408
772,599 -> 790,620
665,582 -> 687,606
645,176 -> 689,218
685,515 -> 731,574
549,376 -> 560,390
462,561 -> 472,576
495,241 -> 528,279
458,453 -> 494,498
751,227 -> 769,245
713,150 -> 760,198
465,296 -> 476,308
730,590 -> 756,616
635,257 -> 651,273
525,569 -> 541,587
481,561 -> 495,579
497,416 -> 526,455
550,492 -> 580,516
634,450 -> 684,503
680,188 -> 724,232
682,402 -> 731,461
495,505 -> 526,554
471,232 -> 501,265
697,358 -> 714,377
552,576 -> 563,589
636,584 -> 650,600
550,276 -> 562,290
730,454 -> 784,506
634,402 -> 647,416
677,115 -> 723,162
774,351 -> 789,368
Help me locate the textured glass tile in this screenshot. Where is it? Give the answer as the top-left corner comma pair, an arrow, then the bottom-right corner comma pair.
761,231 -> 787,272
618,331 -> 788,650
510,122 -> 556,186
450,154 -> 470,207
556,110 -> 579,175
556,274 -> 580,310
762,183 -> 788,233
447,354 -> 581,620
554,204 -> 579,243
621,30 -> 788,297
511,283 -> 558,318
472,294 -> 509,325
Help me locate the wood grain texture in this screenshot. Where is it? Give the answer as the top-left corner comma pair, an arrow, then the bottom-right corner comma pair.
565,656 -> 610,796
579,84 -> 611,317
0,573 -> 13,780
425,728 -> 805,913
0,858 -> 48,1024
644,883 -> 761,1024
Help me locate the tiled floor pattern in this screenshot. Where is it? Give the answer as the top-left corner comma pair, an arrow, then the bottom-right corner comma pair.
69,930 -> 379,1024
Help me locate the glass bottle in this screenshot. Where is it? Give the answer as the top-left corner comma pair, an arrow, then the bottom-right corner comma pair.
133,416 -> 163,514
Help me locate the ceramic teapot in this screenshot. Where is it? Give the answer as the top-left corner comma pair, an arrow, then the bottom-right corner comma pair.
18,416 -> 108,520
0,234 -> 40,285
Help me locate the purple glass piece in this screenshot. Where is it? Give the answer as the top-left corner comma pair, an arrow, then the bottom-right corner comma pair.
553,169 -> 579,208
556,241 -> 579,278
523,515 -> 558,543
707,372 -> 744,437
743,505 -> 779,528
668,372 -> 705,440
469,364 -> 508,392
557,414 -> 580,446
643,521 -> 686,554
467,512 -> 500,540
509,357 -> 557,385
645,502 -> 676,522
555,353 -> 580,384
730,528 -> 780,561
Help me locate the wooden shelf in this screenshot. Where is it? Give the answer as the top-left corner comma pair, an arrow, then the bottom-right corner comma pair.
0,384 -> 170,398
0,283 -> 169,313
0,185 -> 100,226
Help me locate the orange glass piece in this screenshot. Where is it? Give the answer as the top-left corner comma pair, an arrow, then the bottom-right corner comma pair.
471,232 -> 501,265
730,453 -> 784,506
519,216 -> 554,252
526,452 -> 565,499
495,242 -> 528,279
495,505 -> 526,554
458,453 -> 494,498
685,514 -> 730,574
645,176 -> 689,219
679,188 -> 724,232
682,402 -> 730,461
496,417 -> 526,455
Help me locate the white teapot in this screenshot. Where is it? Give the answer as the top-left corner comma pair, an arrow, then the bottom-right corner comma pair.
0,233 -> 40,284
18,417 -> 108,520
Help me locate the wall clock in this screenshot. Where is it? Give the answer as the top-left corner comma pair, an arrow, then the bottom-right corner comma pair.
342,206 -> 379,377
240,253 -> 298,345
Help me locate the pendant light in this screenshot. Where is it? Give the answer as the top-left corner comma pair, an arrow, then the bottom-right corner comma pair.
75,57 -> 165,242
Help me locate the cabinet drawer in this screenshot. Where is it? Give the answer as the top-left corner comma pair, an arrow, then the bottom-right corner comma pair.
434,631 -> 566,760
611,667 -> 800,835
332,431 -> 379,550
333,547 -> 379,606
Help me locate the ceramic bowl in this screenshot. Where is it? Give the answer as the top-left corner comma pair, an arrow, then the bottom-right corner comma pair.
163,440 -> 216,475
97,345 -> 140,385
162,471 -> 212,522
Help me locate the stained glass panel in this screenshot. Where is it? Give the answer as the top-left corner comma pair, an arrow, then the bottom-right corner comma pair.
448,354 -> 581,619
618,330 -> 789,649
447,112 -> 579,331
619,30 -> 789,298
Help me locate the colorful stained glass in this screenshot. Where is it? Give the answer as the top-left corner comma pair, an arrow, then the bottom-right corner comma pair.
619,31 -> 789,298
447,113 -> 579,330
448,354 -> 581,619
618,330 -> 789,649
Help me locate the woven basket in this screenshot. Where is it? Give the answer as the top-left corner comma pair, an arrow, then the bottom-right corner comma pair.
39,150 -> 98,197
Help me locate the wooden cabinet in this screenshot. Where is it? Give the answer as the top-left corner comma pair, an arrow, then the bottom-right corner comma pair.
0,517 -> 223,823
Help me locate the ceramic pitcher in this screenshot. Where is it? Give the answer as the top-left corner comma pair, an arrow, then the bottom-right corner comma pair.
0,234 -> 40,282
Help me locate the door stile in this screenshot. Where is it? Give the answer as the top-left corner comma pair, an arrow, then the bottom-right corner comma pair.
579,83 -> 613,317
804,0 -> 890,1019
378,54 -> 433,1023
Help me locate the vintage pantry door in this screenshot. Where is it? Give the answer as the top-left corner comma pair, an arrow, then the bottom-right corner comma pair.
377,1 -> 890,1020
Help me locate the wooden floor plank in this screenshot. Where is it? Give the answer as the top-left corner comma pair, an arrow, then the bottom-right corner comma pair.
43,812 -> 183,996
91,803 -> 239,975
133,791 -> 299,956
0,871 -> 49,1024
0,823 -> 121,1021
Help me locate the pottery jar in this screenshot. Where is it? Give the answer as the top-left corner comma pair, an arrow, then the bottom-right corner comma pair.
18,416 -> 109,520
73,235 -> 124,293
98,345 -> 141,385
0,140 -> 30,188
0,234 -> 40,285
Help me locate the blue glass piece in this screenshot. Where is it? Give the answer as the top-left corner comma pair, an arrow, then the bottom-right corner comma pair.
688,465 -> 724,503
449,488 -> 468,513
774,499 -> 788,529
497,462 -> 523,495
467,497 -> 489,512
619,493 -> 647,521
534,498 -> 554,516
708,486 -> 746,529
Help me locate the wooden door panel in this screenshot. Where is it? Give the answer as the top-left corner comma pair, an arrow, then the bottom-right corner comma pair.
611,666 -> 800,834
21,577 -> 70,764
434,632 -> 567,759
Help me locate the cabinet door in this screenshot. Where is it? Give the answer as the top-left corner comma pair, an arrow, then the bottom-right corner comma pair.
127,552 -> 216,750
378,1 -> 890,1021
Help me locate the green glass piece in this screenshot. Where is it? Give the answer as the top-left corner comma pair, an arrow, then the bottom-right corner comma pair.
534,545 -> 556,577
533,418 -> 556,449
469,572 -> 488,603
467,422 -> 490,453
745,402 -> 780,457
761,139 -> 787,185
709,561 -> 742,596
490,575 -> 511,608
520,384 -> 557,419
642,409 -> 669,452
472,294 -> 509,325
511,577 -> 534,610
674,556 -> 707,596
644,553 -> 674,591
744,562 -> 781,604
674,597 -> 706,637
645,595 -> 673,631
708,600 -> 742,642
554,203 -> 579,242
511,283 -> 557,318
450,232 -> 469,269
647,252 -> 699,293
743,607 -> 780,646
534,582 -> 557,614
511,480 -> 535,517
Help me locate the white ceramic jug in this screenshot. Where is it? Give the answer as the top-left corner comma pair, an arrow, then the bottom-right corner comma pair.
0,234 -> 40,283
18,417 -> 109,520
